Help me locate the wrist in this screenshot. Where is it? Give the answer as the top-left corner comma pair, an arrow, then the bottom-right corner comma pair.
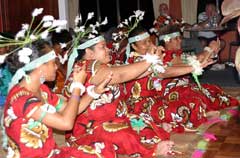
87,85 -> 101,99
204,46 -> 214,54
70,82 -> 86,95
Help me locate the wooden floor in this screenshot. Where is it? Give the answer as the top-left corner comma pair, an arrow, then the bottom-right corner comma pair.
0,87 -> 239,157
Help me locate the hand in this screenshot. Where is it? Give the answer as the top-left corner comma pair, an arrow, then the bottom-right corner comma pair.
155,46 -> 165,60
94,72 -> 113,94
208,38 -> 221,56
200,58 -> 216,68
72,64 -> 87,84
146,44 -> 157,55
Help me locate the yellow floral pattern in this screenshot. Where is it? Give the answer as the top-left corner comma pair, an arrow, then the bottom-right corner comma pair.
103,122 -> 129,132
131,82 -> 141,99
20,120 -> 48,149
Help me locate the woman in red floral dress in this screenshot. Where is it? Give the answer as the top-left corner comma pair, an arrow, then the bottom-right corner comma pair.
2,39 -> 117,158
123,25 -> 221,132
63,34 -> 175,157
157,25 -> 239,113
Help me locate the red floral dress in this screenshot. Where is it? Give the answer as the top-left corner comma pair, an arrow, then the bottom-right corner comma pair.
160,50 -> 239,112
3,84 -> 109,158
63,60 -> 170,158
125,53 -> 208,132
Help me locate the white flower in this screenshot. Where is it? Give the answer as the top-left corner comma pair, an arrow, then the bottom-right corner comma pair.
42,15 -> 54,22
87,12 -> 94,20
118,23 -> 124,28
30,34 -> 37,40
152,64 -> 165,73
55,27 -> 62,33
58,53 -> 68,64
79,26 -> 85,32
142,54 -> 159,64
52,20 -> 67,27
15,30 -> 26,40
18,48 -> 32,64
0,54 -> 8,64
187,55 -> 203,75
32,8 -> 43,17
18,48 -> 30,64
95,21 -> 100,27
60,43 -> 67,49
134,10 -> 145,19
113,43 -> 119,51
122,19 -> 129,25
164,20 -> 169,25
88,33 -> 96,39
163,35 -> 171,42
40,30 -> 49,39
43,21 -> 53,28
22,24 -> 29,30
101,17 -> 108,25
75,14 -> 82,25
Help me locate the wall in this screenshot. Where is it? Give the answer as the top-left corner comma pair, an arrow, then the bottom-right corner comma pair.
0,0 -> 58,33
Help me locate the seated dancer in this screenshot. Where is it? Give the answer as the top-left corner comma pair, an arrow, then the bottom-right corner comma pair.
122,25 -> 217,132
157,24 -> 239,114
1,9 -> 114,158
63,11 -> 174,157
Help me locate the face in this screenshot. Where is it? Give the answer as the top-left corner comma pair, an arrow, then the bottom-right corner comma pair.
43,58 -> 58,81
91,40 -> 111,64
206,4 -> 216,17
159,3 -> 169,15
132,33 -> 154,55
166,36 -> 182,50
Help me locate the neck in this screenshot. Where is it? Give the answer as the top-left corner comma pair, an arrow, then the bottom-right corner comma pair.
20,74 -> 41,93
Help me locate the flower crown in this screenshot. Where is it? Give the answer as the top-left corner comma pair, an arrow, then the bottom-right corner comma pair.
111,10 -> 145,51
72,12 -> 108,49
0,8 -> 67,64
66,13 -> 108,79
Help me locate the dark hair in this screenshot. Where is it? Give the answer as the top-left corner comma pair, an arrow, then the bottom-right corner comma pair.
75,36 -> 101,61
5,40 -> 52,74
158,24 -> 181,46
51,29 -> 73,45
128,25 -> 148,40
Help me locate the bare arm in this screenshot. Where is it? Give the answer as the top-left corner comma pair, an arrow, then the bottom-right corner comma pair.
91,61 -> 151,85
30,65 -> 87,131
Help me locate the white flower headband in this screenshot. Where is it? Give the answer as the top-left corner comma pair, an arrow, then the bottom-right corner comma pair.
159,32 -> 180,42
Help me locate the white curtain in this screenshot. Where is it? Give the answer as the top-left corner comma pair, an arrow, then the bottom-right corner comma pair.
68,0 -> 79,29
181,0 -> 198,25
152,0 -> 169,19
